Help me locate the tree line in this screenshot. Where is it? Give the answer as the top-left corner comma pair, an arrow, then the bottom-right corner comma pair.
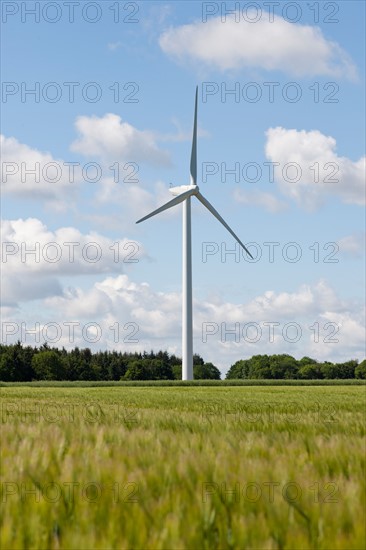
0,342 -> 220,381
0,342 -> 364,381
226,354 -> 366,380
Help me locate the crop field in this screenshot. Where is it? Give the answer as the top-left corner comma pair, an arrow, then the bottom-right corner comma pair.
1,384 -> 365,549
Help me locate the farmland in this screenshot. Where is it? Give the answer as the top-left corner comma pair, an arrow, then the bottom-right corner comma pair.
1,384 -> 365,549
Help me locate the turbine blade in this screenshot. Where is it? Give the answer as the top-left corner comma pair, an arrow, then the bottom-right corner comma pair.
196,192 -> 254,259
190,86 -> 198,186
136,189 -> 195,224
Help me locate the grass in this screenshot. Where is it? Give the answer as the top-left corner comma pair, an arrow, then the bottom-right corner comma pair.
1,385 -> 365,549
1,378 -> 365,387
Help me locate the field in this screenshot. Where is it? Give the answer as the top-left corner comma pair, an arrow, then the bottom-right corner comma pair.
1,384 -> 365,549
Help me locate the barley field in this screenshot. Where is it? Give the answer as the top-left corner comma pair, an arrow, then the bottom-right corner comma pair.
1,385 -> 365,549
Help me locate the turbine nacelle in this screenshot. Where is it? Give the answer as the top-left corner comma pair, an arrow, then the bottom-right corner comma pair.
169,184 -> 199,197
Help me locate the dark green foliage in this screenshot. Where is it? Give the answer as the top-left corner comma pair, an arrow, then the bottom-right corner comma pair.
171,356 -> 221,380
354,359 -> 366,379
123,358 -> 174,380
194,362 -> 221,380
32,350 -> 65,380
0,341 -> 36,381
123,360 -> 150,380
319,360 -> 358,379
226,355 -> 361,381
0,343 -> 361,381
298,363 -> 324,379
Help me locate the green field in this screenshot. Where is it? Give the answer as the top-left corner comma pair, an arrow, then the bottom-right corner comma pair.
1,385 -> 365,549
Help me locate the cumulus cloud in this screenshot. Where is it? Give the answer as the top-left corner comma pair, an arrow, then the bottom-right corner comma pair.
159,12 -> 357,79
0,134 -> 77,204
233,188 -> 288,213
1,274 -> 63,305
337,233 -> 365,257
3,276 -> 364,371
1,218 -> 144,305
265,127 -> 365,208
87,178 -> 181,232
70,113 -> 171,165
1,112 -> 173,206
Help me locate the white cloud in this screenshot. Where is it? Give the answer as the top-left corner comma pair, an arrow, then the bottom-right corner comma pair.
3,276 -> 364,371
233,188 -> 287,213
88,178 -> 180,233
1,218 -> 144,304
1,217 -> 143,275
265,127 -> 365,208
337,233 -> 365,257
0,134 -> 77,205
1,274 -> 63,305
159,13 -> 357,79
70,113 -> 171,166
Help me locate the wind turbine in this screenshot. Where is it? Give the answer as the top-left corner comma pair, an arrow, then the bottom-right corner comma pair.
136,86 -> 253,380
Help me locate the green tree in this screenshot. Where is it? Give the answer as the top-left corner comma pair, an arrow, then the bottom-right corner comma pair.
269,355 -> 299,379
32,350 -> 65,380
226,359 -> 251,379
194,362 -> 221,380
298,356 -> 318,365
172,364 -> 182,380
321,360 -> 357,379
298,363 -> 323,379
0,342 -> 35,381
337,360 -> 357,379
150,359 -> 174,380
355,359 -> 366,379
248,355 -> 272,379
193,354 -> 204,366
123,360 -> 150,380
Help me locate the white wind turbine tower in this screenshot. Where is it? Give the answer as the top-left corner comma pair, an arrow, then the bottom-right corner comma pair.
137,86 -> 253,380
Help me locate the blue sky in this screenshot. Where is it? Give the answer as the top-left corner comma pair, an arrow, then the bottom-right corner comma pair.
1,1 -> 365,374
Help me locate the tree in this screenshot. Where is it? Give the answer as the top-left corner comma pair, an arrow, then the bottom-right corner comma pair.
355,359 -> 366,379
194,362 -> 221,380
269,355 -> 299,379
320,360 -> 357,379
226,359 -> 251,379
172,364 -> 182,380
150,359 -> 174,380
32,351 -> 65,380
299,356 -> 317,365
298,363 -> 323,379
123,360 -> 150,380
334,360 -> 358,379
248,355 -> 272,379
0,342 -> 35,381
193,354 -> 204,366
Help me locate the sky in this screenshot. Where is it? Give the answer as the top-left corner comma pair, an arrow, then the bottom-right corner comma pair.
1,1 -> 365,375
